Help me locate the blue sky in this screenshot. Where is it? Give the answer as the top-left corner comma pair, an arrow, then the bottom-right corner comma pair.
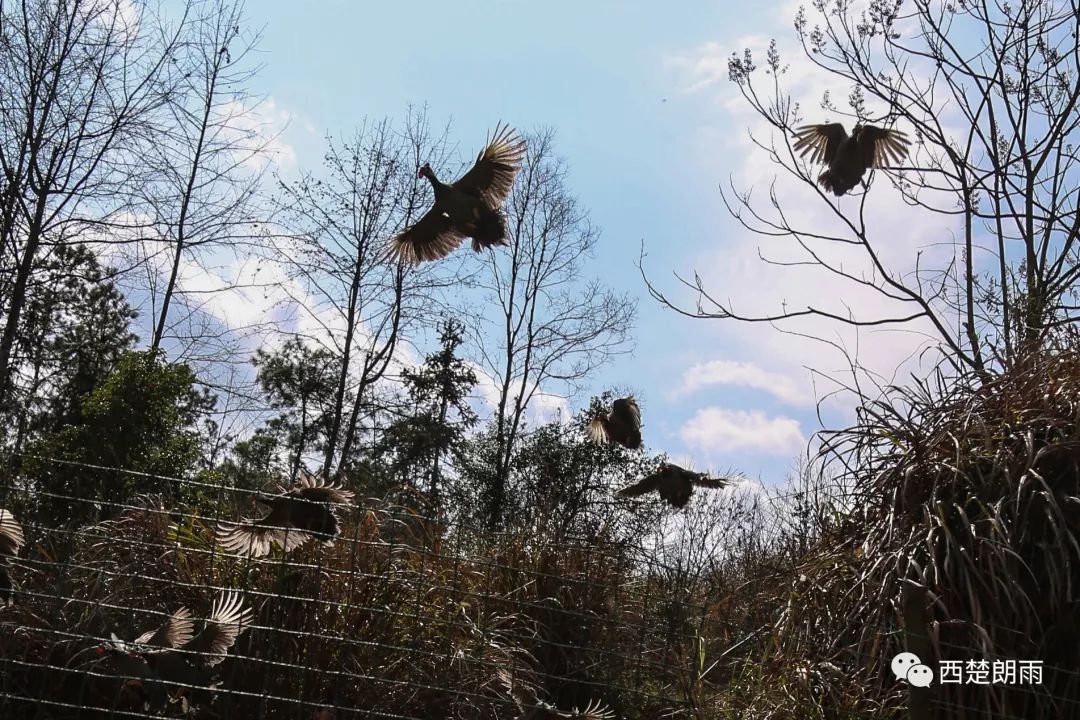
185,0 -> 951,486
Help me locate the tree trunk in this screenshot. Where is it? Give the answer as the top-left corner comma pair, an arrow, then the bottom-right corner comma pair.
0,194 -> 48,397
322,264 -> 362,477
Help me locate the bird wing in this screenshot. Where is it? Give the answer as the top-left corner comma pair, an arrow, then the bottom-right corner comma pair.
390,205 -> 466,265
0,509 -> 24,557
792,123 -> 848,165
293,473 -> 355,505
857,125 -> 910,167
691,475 -> 733,490
216,501 -> 300,558
611,397 -> 641,429
134,607 -> 195,649
616,470 -> 665,497
451,123 -> 527,207
587,415 -> 611,443
182,591 -> 253,666
494,666 -> 539,709
566,699 -> 616,720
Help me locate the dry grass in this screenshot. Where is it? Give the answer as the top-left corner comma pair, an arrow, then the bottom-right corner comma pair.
696,352 -> 1080,719
6,352 -> 1080,719
0,490 -> 703,719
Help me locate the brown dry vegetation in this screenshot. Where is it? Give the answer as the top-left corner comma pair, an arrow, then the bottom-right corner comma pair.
5,352 -> 1080,720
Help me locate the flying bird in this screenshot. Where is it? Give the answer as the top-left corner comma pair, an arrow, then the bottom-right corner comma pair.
495,668 -> 614,720
588,397 -> 642,450
390,123 -> 527,264
94,591 -> 252,703
0,508 -> 24,605
792,122 -> 910,196
217,472 -> 354,558
616,463 -> 732,509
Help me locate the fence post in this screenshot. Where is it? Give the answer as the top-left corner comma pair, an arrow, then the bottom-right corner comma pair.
902,581 -> 931,720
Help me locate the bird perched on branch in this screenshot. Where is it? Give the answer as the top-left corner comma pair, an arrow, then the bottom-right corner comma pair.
0,508 -> 24,605
495,667 -> 614,720
792,122 -> 910,196
587,397 -> 642,450
616,463 -> 732,509
390,123 -> 527,264
217,472 -> 354,558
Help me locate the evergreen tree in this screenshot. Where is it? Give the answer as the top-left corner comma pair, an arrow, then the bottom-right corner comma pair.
7,244 -> 137,450
25,351 -> 212,524
216,425 -> 286,493
252,338 -> 338,482
375,320 -> 478,508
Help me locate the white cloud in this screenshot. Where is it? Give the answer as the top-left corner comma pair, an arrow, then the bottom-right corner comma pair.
679,406 -> 806,457
677,359 -> 810,406
176,252 -> 298,332
467,362 -> 502,412
221,97 -> 298,172
82,0 -> 140,40
665,39 -> 752,93
529,391 -> 569,426
658,20 -> 968,417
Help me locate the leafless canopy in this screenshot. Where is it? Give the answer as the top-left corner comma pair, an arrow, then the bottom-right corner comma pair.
644,0 -> 1080,376
469,128 -> 636,527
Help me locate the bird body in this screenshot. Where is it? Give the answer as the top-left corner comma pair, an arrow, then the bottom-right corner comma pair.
0,508 -> 24,605
391,123 -> 526,264
617,463 -> 731,509
588,397 -> 642,449
217,472 -> 354,558
101,591 -> 253,694
792,122 -> 910,196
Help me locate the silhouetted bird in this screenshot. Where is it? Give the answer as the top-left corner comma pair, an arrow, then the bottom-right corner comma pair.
588,397 -> 642,449
792,122 -> 910,196
0,508 -> 24,605
96,591 -> 252,706
495,668 -> 614,720
617,463 -> 732,509
217,472 -> 354,558
104,592 -> 252,683
391,123 -> 527,264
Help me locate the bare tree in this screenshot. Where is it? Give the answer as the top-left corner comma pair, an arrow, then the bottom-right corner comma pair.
645,0 -> 1080,374
272,112 -> 459,480
0,0 -> 185,407
139,0 -> 268,354
473,128 -> 636,529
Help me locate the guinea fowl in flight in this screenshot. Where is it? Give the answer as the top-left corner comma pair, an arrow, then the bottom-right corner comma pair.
390,123 -> 527,264
95,591 -> 253,703
617,463 -> 731,509
495,668 -> 614,720
0,508 -> 24,605
588,397 -> 642,450
217,472 -> 354,558
792,122 -> 910,196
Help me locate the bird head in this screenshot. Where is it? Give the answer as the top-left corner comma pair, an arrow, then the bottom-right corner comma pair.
417,162 -> 433,179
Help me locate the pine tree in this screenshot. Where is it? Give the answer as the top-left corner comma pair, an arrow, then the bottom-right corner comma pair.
376,320 -> 477,508
252,338 -> 338,483
13,244 -> 137,445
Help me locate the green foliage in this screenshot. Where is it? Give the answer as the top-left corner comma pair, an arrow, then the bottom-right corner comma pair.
252,337 -> 338,479
215,425 -> 286,492
370,319 -> 478,501
456,391 -> 663,541
10,243 -> 137,442
24,351 -> 211,524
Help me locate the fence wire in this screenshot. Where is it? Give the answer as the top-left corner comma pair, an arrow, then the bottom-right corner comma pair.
0,455 -> 711,720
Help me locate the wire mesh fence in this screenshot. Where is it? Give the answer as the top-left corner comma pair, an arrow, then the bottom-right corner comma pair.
0,455 -> 709,720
